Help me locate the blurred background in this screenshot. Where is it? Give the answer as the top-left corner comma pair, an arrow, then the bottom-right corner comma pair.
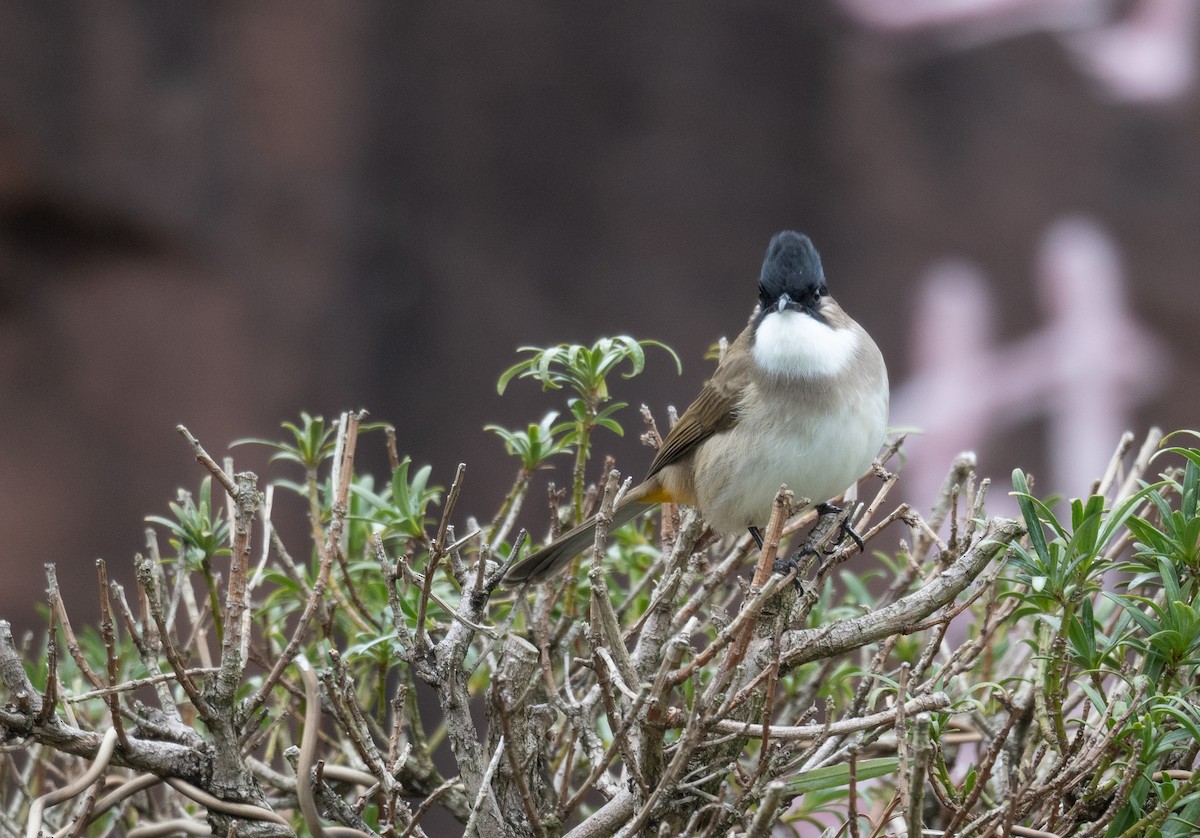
1,1 -> 1197,631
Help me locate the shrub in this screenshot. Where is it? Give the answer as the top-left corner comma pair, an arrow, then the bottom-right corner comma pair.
2,340 -> 1197,837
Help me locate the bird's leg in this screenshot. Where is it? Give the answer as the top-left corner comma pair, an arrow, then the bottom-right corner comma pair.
772,503 -> 863,584
773,541 -> 819,580
816,502 -> 865,554
748,524 -> 807,582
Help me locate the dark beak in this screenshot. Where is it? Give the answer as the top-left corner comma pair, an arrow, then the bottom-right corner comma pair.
776,292 -> 797,314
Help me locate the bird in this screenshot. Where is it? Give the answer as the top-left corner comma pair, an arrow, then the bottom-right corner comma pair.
503,230 -> 889,585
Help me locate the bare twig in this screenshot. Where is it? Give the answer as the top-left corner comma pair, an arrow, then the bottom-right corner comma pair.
247,413 -> 364,717
463,737 -> 505,838
94,560 -> 129,752
45,565 -> 105,692
414,463 -> 467,655
781,518 -> 1023,670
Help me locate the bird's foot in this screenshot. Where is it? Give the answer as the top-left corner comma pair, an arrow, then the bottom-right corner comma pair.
773,545 -> 818,587
815,502 -> 865,554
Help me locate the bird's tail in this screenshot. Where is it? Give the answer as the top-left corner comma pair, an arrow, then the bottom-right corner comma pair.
502,499 -> 654,585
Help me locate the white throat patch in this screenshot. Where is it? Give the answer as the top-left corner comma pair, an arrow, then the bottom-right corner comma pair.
751,310 -> 859,379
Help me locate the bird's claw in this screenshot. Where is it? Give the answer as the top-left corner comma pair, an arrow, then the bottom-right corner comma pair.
816,502 -> 865,554
773,545 -> 818,587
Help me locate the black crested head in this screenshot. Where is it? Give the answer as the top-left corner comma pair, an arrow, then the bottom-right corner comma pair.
758,231 -> 827,313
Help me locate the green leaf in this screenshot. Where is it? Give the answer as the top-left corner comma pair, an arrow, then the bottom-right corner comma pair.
783,757 -> 898,795
1012,470 -> 1051,563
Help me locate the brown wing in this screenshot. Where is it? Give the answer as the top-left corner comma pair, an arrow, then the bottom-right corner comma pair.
645,326 -> 754,479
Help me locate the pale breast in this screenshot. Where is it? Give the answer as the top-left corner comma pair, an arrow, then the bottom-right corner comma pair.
691,320 -> 888,532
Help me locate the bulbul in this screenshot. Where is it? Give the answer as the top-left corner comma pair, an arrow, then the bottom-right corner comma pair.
503,231 -> 889,585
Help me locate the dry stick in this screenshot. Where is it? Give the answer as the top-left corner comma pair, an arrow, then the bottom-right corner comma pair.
487,466 -> 530,551
720,658 -> 797,727
745,780 -> 785,838
904,547 -> 1008,635
325,650 -> 415,831
248,482 -> 274,592
397,778 -> 460,838
848,469 -> 899,541
554,663 -> 622,808
373,535 -> 416,657
668,494 -> 793,692
791,526 -> 1017,773
176,425 -> 262,711
667,569 -> 794,689
494,682 -> 546,838
556,731 -> 578,811
384,425 -> 401,472
967,476 -> 991,538
847,750 -> 861,838
625,496 -> 794,838
413,462 -> 467,655
737,614 -> 786,814
1094,431 -> 1136,497
134,554 -> 210,720
462,738 -> 505,838
921,595 -> 1021,696
296,656 -> 336,838
270,528 -> 315,602
333,541 -> 383,632
94,560 -> 129,753
216,470 -> 260,711
1009,827 -> 1063,838
588,648 -> 647,796
753,489 -> 791,588
246,413 -> 363,718
624,525 -> 691,643
45,565 -> 105,692
107,581 -> 178,718
907,712 -> 931,838
623,508 -> 703,650
24,728 -> 119,838
0,621 -> 42,720
918,452 -> 978,557
141,529 -> 173,633
1114,426 -> 1163,503
324,423 -> 378,634
175,426 -> 240,499
867,794 -> 903,838
37,624 -> 59,726
624,625 -> 693,814
670,685 -> 943,740
781,518 -> 1023,670
587,469 -> 639,696
427,517 -> 511,829
458,531 -> 524,683
941,692 -> 1023,838
317,413 -> 372,636
664,529 -> 756,637
615,698 -> 709,838
563,682 -> 656,814
400,559 -> 499,640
